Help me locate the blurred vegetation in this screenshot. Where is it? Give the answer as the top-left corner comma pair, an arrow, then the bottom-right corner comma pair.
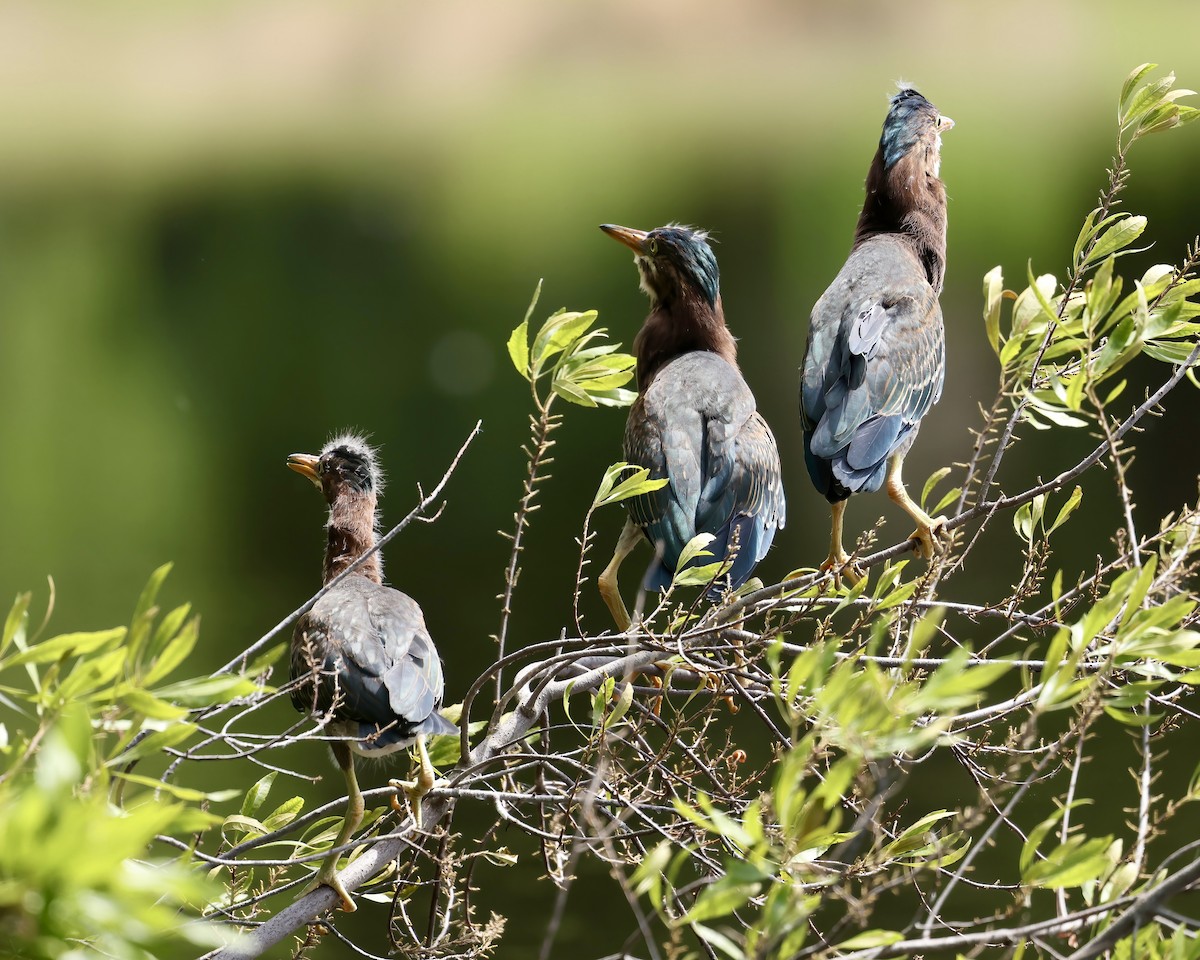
2,2 -> 1200,958
0,569 -> 259,958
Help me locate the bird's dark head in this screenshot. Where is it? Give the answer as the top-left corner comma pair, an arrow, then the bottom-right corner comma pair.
880,86 -> 953,176
855,86 -> 953,290
288,434 -> 383,505
600,223 -> 720,308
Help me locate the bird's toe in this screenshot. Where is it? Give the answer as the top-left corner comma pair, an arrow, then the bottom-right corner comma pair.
309,869 -> 357,913
820,551 -> 865,587
909,516 -> 949,561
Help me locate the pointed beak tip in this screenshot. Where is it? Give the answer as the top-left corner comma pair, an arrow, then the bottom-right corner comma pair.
600,223 -> 650,254
287,453 -> 322,486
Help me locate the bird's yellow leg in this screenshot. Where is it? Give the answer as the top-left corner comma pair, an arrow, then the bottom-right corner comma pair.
886,453 -> 948,561
310,742 -> 361,912
389,734 -> 437,828
820,500 -> 864,586
598,518 -> 641,631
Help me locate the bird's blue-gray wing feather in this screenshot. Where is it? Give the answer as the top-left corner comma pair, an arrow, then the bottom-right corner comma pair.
291,576 -> 446,737
625,352 -> 785,593
801,238 -> 945,496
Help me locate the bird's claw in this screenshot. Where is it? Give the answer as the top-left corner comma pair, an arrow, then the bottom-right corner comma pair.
908,516 -> 949,561
389,778 -> 426,827
307,868 -> 357,913
820,552 -> 865,587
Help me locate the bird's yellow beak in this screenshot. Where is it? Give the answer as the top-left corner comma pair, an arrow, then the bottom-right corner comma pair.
600,224 -> 650,255
287,453 -> 322,488
937,114 -> 955,131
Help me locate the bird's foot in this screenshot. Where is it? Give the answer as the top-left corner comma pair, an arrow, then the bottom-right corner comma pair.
907,516 -> 949,561
307,862 -> 357,913
820,551 -> 865,587
388,777 -> 430,827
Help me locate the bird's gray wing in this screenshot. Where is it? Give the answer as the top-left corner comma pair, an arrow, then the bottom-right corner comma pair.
626,353 -> 784,590
291,577 -> 443,730
802,238 -> 945,492
368,588 -> 444,726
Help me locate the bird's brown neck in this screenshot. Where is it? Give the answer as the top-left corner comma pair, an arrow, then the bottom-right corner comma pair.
634,290 -> 739,390
324,492 -> 383,585
853,147 -> 947,293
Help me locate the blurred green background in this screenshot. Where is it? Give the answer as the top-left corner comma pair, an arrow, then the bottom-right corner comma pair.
1,0 -> 1198,955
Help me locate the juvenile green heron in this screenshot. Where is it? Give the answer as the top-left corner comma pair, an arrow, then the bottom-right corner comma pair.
288,435 -> 455,911
598,223 -> 786,629
800,88 -> 953,583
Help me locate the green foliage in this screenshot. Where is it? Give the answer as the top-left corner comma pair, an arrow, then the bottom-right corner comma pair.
507,280 -> 637,408
986,66 -> 1200,435
591,462 -> 668,508
0,570 -> 263,959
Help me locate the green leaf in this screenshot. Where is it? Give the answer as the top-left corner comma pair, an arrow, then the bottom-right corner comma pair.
3,627 -> 126,668
999,328 -> 1025,368
1047,486 -> 1083,536
550,377 -> 596,407
262,795 -> 305,832
507,280 -> 541,380
531,309 -> 598,378
838,930 -> 905,950
1020,805 -> 1071,874
603,680 -> 635,731
1094,314 -> 1140,377
681,861 -> 768,924
1085,215 -> 1147,266
591,676 -> 615,728
1123,74 -> 1176,129
903,606 -> 945,665
588,386 -> 638,408
692,923 -> 746,960
1,591 -> 32,660
593,463 -> 669,509
932,486 -> 962,515
145,603 -> 192,668
132,562 -> 173,627
1024,836 -> 1114,889
143,616 -> 200,686
507,321 -> 530,380
108,722 -> 197,766
242,772 -> 276,817
1026,261 -> 1061,328
983,266 -> 1004,356
1014,494 -> 1046,543
118,686 -> 190,721
921,467 -> 952,511
222,814 -> 267,837
425,725 -> 480,768
676,533 -> 716,572
246,641 -> 287,676
631,840 -> 672,898
116,771 -> 240,804
152,674 -> 259,707
1121,556 -> 1158,628
1120,63 -> 1158,120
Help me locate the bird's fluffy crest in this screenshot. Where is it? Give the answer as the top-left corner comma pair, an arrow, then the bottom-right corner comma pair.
322,432 -> 385,493
658,222 -> 713,244
889,84 -> 932,109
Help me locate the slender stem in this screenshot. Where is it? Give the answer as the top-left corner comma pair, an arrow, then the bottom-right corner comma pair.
494,391 -> 559,705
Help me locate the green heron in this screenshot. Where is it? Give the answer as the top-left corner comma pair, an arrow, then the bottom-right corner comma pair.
288,435 -> 455,911
598,223 -> 786,629
800,88 -> 953,583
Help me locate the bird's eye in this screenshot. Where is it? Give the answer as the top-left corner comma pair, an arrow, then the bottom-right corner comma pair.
649,238 -> 659,255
